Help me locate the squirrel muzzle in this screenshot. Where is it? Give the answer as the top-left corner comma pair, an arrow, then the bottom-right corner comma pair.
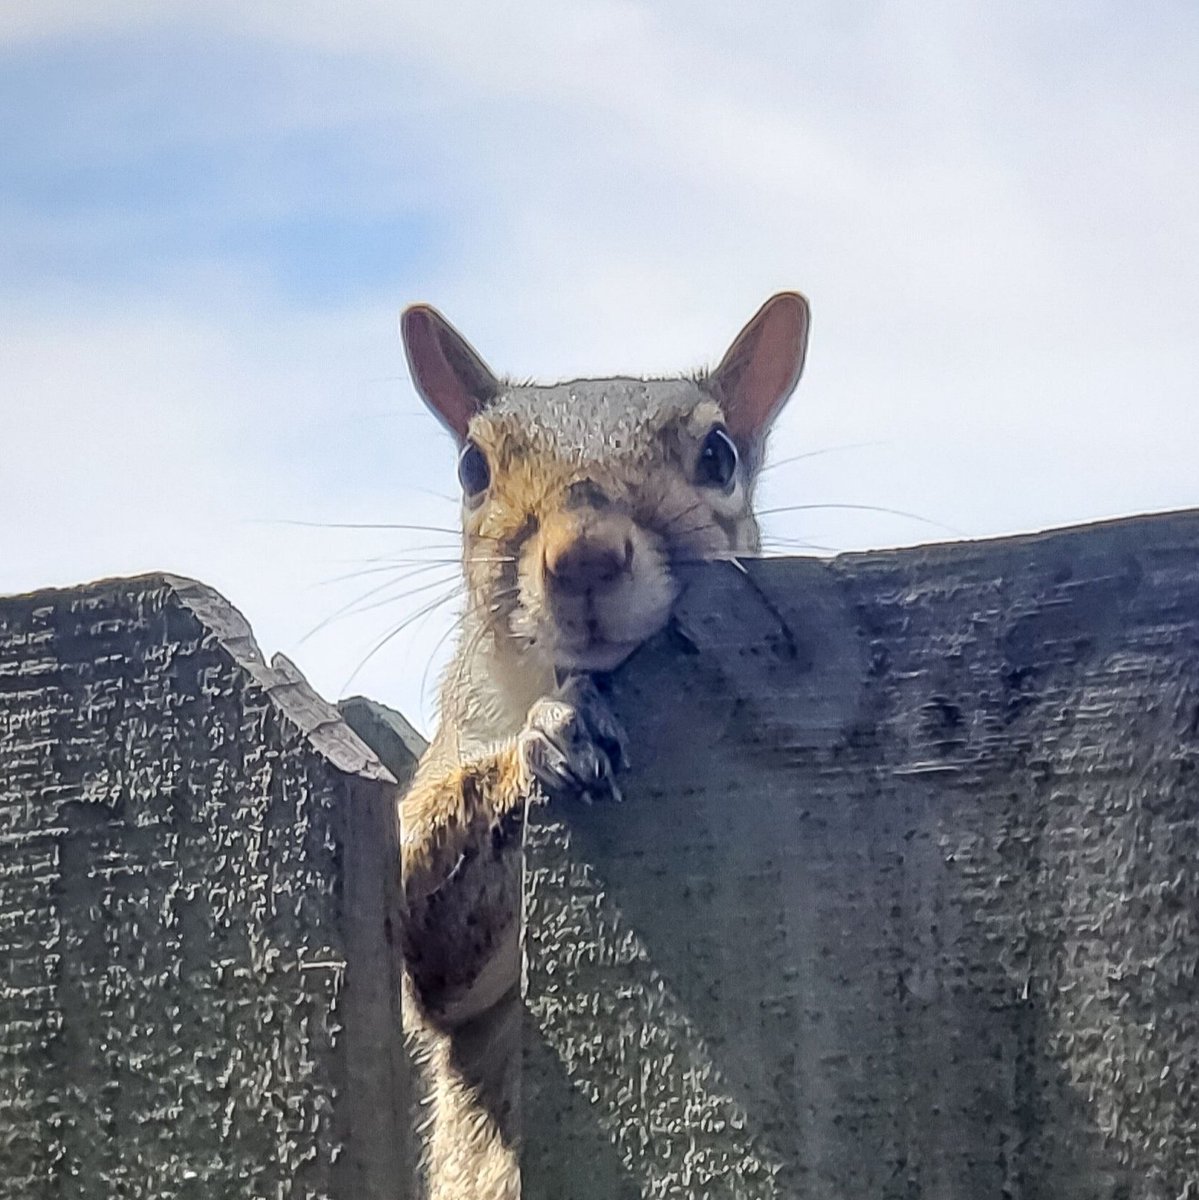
529,505 -> 673,671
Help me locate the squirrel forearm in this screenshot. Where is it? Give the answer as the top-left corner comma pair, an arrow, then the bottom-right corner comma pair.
400,741 -> 536,1025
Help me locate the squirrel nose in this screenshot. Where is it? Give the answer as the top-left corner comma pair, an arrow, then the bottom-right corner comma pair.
543,525 -> 635,596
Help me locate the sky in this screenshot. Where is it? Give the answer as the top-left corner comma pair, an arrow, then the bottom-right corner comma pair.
3,2 -> 1197,731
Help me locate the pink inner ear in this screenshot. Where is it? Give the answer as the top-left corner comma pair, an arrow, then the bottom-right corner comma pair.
716,292 -> 810,442
400,306 -> 477,440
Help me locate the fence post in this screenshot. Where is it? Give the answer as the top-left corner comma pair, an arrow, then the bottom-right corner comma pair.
0,576 -> 412,1199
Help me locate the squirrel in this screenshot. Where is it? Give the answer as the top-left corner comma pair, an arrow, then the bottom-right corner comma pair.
397,292 -> 811,1198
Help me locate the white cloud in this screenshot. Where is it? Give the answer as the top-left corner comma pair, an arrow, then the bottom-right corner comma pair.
3,0 -> 1197,728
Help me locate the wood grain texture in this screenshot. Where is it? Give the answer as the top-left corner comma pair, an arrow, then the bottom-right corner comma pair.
0,575 -> 410,1200
523,509 -> 1199,1199
5,509 -> 1198,1199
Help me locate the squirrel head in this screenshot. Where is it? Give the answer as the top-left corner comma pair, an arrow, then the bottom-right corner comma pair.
401,293 -> 810,672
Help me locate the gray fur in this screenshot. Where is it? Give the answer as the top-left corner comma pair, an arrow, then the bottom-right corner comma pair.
489,378 -> 703,462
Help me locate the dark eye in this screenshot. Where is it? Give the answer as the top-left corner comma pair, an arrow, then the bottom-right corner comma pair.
457,441 -> 490,499
696,425 -> 738,490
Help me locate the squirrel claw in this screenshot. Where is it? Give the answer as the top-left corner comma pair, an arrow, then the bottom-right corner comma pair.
519,677 -> 629,803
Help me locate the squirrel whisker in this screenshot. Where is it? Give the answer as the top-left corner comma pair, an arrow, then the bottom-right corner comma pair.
420,603 -> 482,711
268,519 -> 464,536
429,600 -> 520,720
759,535 -> 844,554
757,439 -> 887,474
317,560 -> 464,587
301,569 -> 463,646
340,583 -> 465,693
319,556 -> 513,586
757,502 -> 963,535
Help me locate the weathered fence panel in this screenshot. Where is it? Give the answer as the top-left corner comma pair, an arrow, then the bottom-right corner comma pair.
523,510 -> 1199,1199
0,576 -> 410,1199
4,511 -> 1197,1199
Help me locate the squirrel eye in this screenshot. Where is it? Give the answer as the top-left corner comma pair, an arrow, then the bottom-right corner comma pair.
457,441 -> 491,498
696,425 -> 738,490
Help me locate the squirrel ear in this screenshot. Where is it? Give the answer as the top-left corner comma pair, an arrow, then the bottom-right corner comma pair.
709,292 -> 810,442
400,304 -> 501,440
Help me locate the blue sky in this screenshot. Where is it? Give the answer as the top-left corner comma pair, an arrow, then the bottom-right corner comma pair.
3,2 -> 1197,728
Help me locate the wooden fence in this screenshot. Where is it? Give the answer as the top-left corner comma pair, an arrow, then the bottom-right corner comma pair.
2,509 -> 1197,1198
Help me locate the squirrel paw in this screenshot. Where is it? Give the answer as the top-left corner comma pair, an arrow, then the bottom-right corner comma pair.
518,676 -> 629,803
